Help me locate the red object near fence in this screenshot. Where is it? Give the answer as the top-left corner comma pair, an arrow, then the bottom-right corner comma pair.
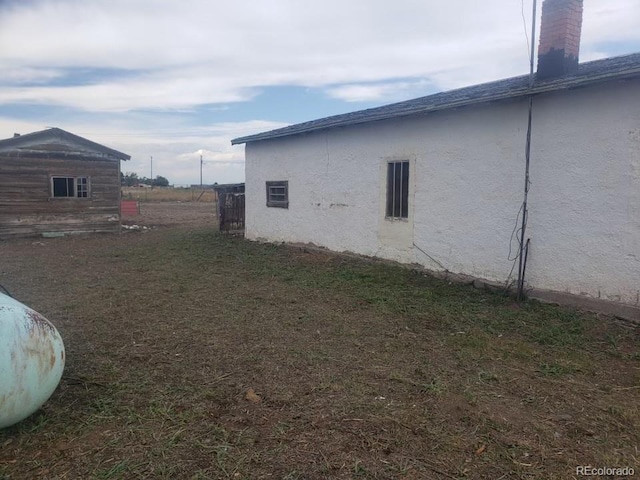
120,200 -> 140,216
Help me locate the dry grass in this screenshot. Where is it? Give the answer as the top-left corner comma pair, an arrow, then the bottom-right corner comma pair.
121,186 -> 216,203
0,203 -> 639,479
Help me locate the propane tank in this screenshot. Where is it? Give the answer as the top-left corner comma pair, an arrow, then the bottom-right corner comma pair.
0,292 -> 65,429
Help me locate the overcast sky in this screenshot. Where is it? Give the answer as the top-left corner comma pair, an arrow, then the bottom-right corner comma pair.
1,0 -> 639,185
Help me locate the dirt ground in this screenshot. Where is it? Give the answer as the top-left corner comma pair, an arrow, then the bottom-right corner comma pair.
0,202 -> 639,479
122,201 -> 217,228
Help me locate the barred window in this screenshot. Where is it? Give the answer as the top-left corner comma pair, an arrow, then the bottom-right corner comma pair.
266,180 -> 288,208
386,161 -> 409,218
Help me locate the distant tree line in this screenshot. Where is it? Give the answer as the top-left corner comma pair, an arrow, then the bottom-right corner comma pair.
121,172 -> 169,187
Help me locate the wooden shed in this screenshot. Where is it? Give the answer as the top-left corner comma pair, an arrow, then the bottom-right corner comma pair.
0,127 -> 130,238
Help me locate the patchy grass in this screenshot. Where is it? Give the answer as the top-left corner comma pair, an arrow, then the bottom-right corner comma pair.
0,207 -> 639,479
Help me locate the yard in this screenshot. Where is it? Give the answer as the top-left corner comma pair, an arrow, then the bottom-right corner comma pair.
0,202 -> 638,479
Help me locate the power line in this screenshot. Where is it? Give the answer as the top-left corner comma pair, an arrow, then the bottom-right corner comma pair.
521,0 -> 532,65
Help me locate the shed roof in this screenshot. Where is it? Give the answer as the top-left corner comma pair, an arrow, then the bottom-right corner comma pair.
212,182 -> 245,189
0,127 -> 130,161
231,52 -> 640,145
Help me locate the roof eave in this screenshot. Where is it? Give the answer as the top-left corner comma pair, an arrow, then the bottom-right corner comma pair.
231,64 -> 640,146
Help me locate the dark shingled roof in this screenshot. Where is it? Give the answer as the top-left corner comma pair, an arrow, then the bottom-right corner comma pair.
0,127 -> 130,161
232,52 -> 640,145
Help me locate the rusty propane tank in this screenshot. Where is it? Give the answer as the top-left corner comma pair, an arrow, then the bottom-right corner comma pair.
0,292 -> 65,429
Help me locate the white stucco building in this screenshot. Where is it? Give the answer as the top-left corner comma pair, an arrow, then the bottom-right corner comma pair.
232,0 -> 640,320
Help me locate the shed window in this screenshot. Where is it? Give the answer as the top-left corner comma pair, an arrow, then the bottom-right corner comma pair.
266,181 -> 288,208
52,176 -> 90,198
386,161 -> 409,219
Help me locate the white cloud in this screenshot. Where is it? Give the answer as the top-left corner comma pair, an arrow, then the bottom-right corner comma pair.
1,66 -> 64,85
1,1 -> 638,112
582,1 -> 640,45
0,75 -> 259,113
327,80 -> 432,103
0,0 -> 638,183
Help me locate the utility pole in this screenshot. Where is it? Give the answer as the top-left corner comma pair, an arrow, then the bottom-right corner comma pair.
516,0 -> 537,301
150,156 -> 153,181
200,154 -> 203,188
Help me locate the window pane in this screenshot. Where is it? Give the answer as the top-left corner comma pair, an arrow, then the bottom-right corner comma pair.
53,178 -> 66,197
393,163 -> 401,217
386,163 -> 394,217
266,180 -> 289,208
401,161 -> 409,218
76,177 -> 88,197
67,178 -> 75,196
53,177 -> 74,197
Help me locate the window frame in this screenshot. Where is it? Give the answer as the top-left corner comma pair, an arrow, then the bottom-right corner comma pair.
265,180 -> 289,208
50,175 -> 91,199
385,160 -> 410,219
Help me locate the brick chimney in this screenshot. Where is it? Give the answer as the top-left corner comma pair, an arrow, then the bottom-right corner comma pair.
537,0 -> 584,80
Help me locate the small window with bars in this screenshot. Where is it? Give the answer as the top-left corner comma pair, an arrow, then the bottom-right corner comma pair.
386,161 -> 409,219
266,180 -> 288,208
51,176 -> 90,198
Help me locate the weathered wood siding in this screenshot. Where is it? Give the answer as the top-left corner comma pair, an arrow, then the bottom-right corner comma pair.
0,153 -> 121,238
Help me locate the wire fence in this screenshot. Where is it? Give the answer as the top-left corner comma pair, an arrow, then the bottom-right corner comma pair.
121,186 -> 217,203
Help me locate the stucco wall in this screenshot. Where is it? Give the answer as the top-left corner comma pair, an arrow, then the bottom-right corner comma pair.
245,78 -> 640,306
527,81 -> 640,305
